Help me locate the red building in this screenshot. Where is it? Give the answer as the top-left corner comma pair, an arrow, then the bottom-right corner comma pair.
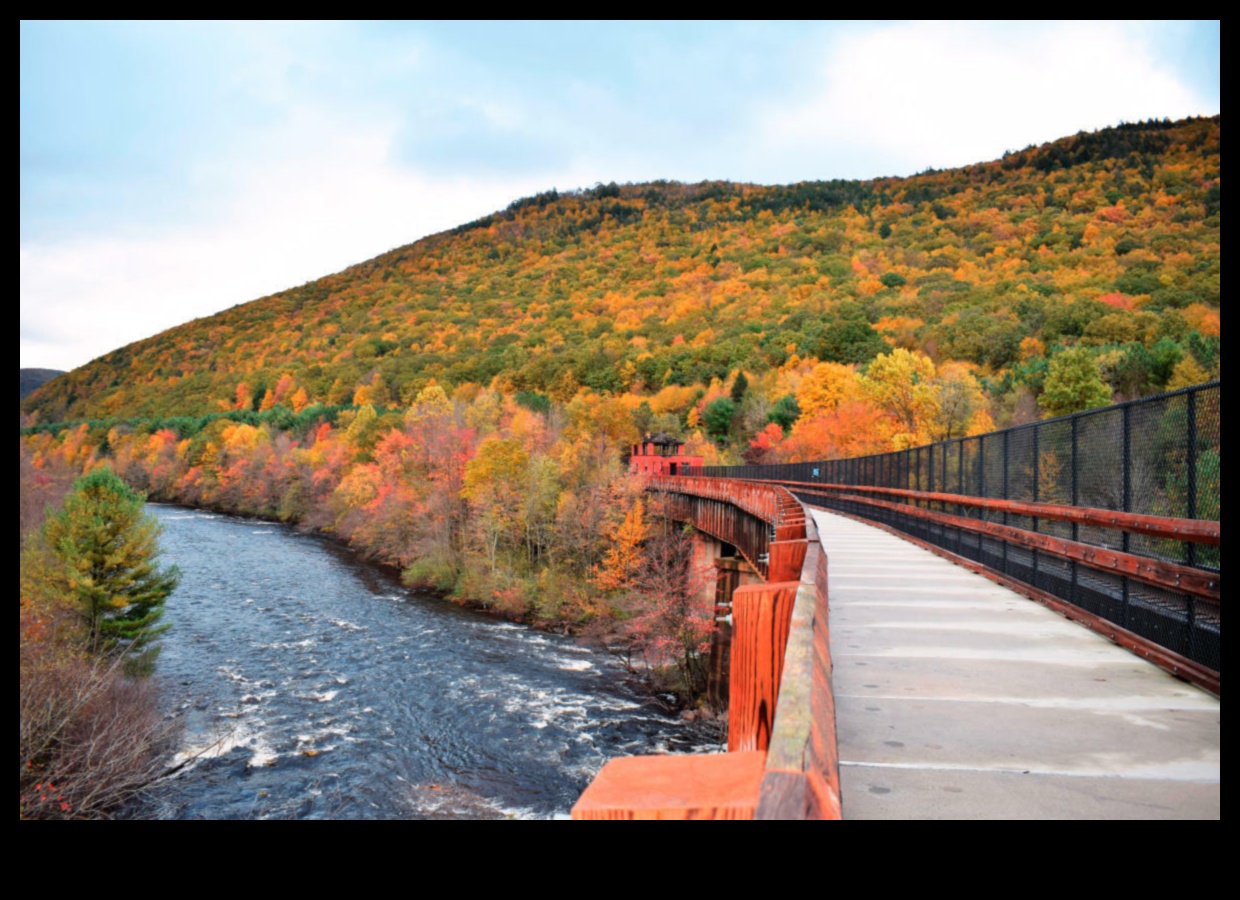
629,432 -> 703,476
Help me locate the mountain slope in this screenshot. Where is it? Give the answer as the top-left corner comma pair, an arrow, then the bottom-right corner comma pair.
20,368 -> 65,401
22,116 -> 1220,424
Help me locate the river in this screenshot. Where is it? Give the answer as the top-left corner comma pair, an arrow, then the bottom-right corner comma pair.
137,506 -> 719,819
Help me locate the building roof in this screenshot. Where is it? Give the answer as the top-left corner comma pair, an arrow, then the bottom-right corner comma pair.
646,431 -> 685,447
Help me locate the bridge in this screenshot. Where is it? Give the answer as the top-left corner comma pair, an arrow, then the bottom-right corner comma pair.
572,382 -> 1220,820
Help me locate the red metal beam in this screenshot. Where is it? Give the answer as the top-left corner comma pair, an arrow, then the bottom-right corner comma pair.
818,490 -> 1219,602
647,475 -> 807,538
749,479 -> 1220,545
648,491 -> 769,579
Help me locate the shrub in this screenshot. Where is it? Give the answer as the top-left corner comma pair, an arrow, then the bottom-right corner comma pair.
19,606 -> 179,819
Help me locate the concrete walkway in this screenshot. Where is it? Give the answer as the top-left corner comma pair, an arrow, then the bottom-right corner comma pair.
811,508 -> 1221,820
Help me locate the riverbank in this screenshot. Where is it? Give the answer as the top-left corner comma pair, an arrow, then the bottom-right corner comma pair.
21,411 -> 717,710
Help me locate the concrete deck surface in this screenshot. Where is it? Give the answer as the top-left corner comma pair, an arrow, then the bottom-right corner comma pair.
811,508 -> 1220,820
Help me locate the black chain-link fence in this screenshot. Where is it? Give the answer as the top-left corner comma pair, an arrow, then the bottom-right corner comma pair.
688,382 -> 1221,674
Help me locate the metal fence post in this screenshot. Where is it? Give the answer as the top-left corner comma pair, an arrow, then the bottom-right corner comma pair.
1186,389 -> 1198,565
1002,430 -> 1009,573
978,436 -> 986,515
1071,415 -> 1079,604
941,442 -> 947,500
1186,388 -> 1198,657
956,440 -> 964,554
1031,424 -> 1040,584
977,437 -> 985,561
1122,403 -> 1131,628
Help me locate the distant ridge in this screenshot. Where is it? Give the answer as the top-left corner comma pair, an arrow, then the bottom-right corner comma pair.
20,368 -> 65,401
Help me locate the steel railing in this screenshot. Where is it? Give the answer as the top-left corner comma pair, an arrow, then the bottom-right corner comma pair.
685,383 -> 1221,689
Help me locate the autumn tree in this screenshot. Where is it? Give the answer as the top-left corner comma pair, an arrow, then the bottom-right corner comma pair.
461,438 -> 531,574
621,518 -> 715,703
861,348 -> 940,448
561,392 -> 637,486
41,467 -> 180,674
1166,356 -> 1211,392
406,382 -> 454,425
343,403 -> 381,457
745,422 -> 786,463
21,443 -> 75,545
631,400 -> 655,436
289,387 -> 310,413
1039,348 -> 1112,418
779,400 -> 890,462
402,405 -> 476,584
932,362 -> 993,440
795,361 -> 859,417
594,497 -> 647,591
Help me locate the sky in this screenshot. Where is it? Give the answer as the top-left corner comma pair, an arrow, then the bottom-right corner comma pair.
20,20 -> 1220,372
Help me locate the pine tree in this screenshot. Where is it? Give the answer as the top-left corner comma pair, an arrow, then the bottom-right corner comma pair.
42,467 -> 179,674
729,371 -> 749,403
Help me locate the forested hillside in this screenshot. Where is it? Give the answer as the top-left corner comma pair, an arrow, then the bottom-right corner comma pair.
20,369 -> 64,401
20,115 -> 1222,686
22,116 -> 1220,434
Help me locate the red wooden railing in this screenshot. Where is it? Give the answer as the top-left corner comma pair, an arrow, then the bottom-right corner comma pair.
572,476 -> 837,820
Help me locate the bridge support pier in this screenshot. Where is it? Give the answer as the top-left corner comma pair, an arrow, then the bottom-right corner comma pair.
691,532 -> 760,711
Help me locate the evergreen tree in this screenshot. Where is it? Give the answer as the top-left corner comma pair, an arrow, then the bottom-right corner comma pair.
702,397 -> 737,443
42,467 -> 179,674
729,371 -> 749,403
767,394 -> 802,433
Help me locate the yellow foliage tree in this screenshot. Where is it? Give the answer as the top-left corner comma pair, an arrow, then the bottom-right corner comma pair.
1167,356 -> 1211,391
861,348 -> 940,449
795,362 -> 859,417
405,383 -> 453,426
932,362 -> 993,441
344,404 -> 378,449
462,438 -> 531,574
289,387 -> 310,413
594,498 -> 647,591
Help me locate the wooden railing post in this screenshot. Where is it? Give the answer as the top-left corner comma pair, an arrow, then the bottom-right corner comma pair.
768,538 -> 808,583
755,512 -> 841,820
728,581 -> 800,752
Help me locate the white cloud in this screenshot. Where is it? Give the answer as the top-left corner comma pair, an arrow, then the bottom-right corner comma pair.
22,21 -> 1216,372
20,108 -> 588,371
762,21 -> 1211,174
